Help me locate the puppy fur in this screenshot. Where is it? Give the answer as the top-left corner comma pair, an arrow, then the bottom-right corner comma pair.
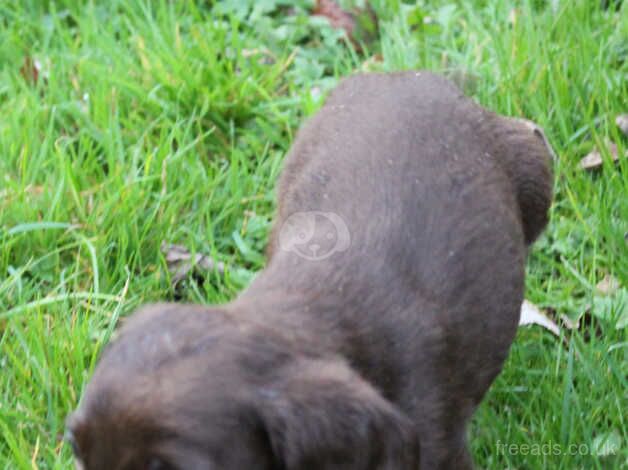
67,71 -> 553,470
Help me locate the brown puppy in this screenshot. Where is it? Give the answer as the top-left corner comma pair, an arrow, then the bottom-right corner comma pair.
67,71 -> 553,470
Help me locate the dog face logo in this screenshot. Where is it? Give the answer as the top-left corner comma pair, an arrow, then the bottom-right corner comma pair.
278,212 -> 351,261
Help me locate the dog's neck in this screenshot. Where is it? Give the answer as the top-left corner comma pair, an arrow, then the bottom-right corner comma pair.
230,264 -> 350,354
228,257 -> 409,403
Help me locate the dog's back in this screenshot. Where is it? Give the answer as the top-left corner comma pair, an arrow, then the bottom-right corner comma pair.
261,71 -> 553,468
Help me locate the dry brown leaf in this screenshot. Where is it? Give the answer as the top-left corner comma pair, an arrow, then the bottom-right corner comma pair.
615,114 -> 628,136
161,242 -> 225,283
313,0 -> 356,36
519,300 -> 560,336
579,141 -> 625,170
596,273 -> 621,295
312,0 -> 377,51
20,56 -> 41,84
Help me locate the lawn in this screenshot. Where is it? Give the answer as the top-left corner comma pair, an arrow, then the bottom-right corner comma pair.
0,0 -> 626,468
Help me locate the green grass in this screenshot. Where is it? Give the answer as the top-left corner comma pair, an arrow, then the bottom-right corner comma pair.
0,0 -> 626,468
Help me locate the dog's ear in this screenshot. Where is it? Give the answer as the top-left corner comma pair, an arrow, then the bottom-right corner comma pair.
258,357 -> 417,470
488,116 -> 554,245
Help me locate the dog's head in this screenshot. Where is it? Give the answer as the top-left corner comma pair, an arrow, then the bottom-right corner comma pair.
67,304 -> 416,470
